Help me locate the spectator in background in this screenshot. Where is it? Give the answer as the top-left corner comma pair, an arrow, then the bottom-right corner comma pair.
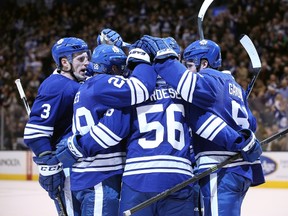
0,0 -> 288,150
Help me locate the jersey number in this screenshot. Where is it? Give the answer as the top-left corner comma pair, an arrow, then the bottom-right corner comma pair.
231,100 -> 249,128
41,104 -> 51,119
137,104 -> 185,150
73,107 -> 115,135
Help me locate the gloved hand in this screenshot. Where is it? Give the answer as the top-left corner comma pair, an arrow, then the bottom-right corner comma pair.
141,35 -> 178,61
85,62 -> 94,77
129,39 -> 148,51
126,48 -> 151,70
56,135 -> 86,168
237,129 -> 262,162
97,28 -> 128,48
33,152 -> 64,199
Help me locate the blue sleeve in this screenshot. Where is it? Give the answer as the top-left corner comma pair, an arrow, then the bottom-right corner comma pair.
189,108 -> 243,151
154,59 -> 187,90
155,59 -> 218,109
78,108 -> 131,156
24,76 -> 79,156
94,63 -> 157,108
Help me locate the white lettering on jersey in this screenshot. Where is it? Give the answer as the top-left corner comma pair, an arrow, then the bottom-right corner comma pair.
228,83 -> 243,101
150,87 -> 181,101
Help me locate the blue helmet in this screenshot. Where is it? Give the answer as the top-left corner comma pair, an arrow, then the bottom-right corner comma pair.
89,44 -> 127,75
51,37 -> 89,67
183,39 -> 222,69
163,37 -> 181,55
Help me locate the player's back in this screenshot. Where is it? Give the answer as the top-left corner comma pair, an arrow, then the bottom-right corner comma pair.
191,69 -> 256,150
192,69 -> 254,128
70,75 -> 127,191
189,69 -> 264,185
122,80 -> 193,193
24,73 -> 80,153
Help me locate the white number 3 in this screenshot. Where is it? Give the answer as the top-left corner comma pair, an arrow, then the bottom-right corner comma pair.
41,104 -> 51,119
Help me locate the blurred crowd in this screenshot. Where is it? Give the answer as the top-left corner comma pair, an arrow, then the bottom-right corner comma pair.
0,0 -> 288,150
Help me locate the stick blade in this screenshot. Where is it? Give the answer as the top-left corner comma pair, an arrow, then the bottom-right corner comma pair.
198,0 -> 214,21
239,34 -> 261,70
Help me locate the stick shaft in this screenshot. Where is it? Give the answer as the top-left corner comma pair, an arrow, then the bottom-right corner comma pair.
55,194 -> 68,216
197,0 -> 214,40
123,127 -> 288,215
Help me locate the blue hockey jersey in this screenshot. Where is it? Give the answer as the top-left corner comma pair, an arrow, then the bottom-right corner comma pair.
122,81 -> 194,192
155,59 -> 265,186
76,78 -> 194,193
70,63 -> 158,191
24,73 -> 80,156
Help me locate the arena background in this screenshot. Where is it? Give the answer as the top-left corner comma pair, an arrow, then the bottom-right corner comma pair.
1,0 -> 288,151
0,0 -> 288,210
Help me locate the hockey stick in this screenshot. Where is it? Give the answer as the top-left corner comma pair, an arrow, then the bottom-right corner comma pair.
239,34 -> 262,99
15,79 -> 31,115
123,127 -> 288,216
14,79 -> 67,216
198,0 -> 214,40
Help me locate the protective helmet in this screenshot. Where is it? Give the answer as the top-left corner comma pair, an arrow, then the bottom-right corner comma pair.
163,37 -> 181,55
51,37 -> 89,67
90,44 -> 127,75
183,39 -> 222,69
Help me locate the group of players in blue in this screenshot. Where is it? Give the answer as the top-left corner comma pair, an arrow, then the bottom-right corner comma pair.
24,28 -> 264,216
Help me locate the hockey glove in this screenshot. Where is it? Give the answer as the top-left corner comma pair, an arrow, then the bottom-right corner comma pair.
97,28 -> 129,48
126,48 -> 151,70
33,152 -> 64,200
56,135 -> 86,168
237,129 -> 262,162
141,35 -> 178,61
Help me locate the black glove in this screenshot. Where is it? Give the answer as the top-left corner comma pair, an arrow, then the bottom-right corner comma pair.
33,152 -> 65,199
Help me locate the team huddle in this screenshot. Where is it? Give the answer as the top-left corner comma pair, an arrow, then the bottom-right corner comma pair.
23,29 -> 264,216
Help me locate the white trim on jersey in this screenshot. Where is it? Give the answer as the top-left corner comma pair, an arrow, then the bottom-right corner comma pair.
24,123 -> 53,139
89,122 -> 123,149
195,151 -> 262,170
177,70 -> 197,103
94,182 -> 104,216
123,155 -> 193,177
127,77 -> 150,105
210,173 -> 219,216
196,114 -> 227,141
72,152 -> 125,173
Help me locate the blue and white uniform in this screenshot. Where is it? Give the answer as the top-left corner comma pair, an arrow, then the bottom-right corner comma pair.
76,78 -> 196,216
24,72 -> 81,215
70,64 -> 157,216
119,80 -> 196,216
24,37 -> 90,216
24,73 -> 80,155
155,59 -> 265,216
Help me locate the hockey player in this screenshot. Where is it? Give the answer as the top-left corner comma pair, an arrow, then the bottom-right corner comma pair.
141,36 -> 264,216
56,43 -> 158,215
55,38 -> 265,216
23,37 -> 90,214
57,44 -> 197,216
